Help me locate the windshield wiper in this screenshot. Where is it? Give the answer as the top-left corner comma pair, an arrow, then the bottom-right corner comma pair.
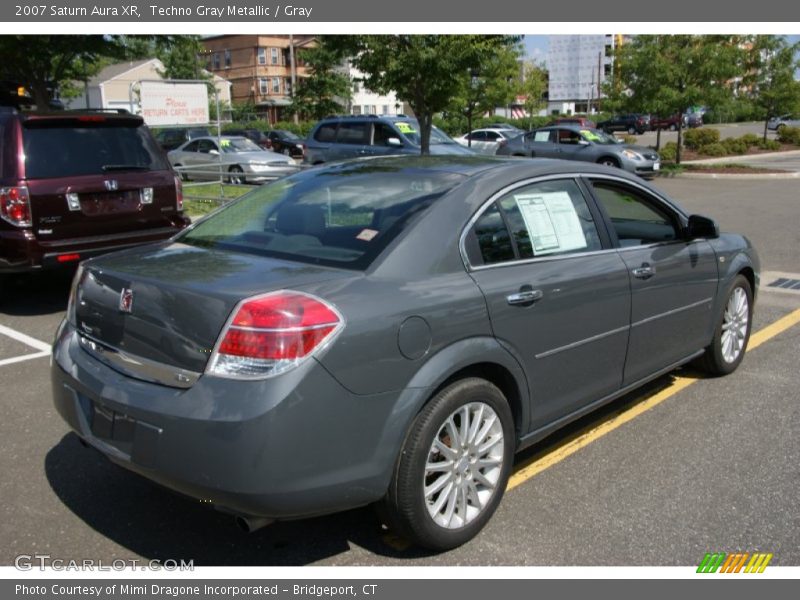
101,164 -> 149,171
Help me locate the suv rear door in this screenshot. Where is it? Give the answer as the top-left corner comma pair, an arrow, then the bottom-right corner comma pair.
21,114 -> 180,242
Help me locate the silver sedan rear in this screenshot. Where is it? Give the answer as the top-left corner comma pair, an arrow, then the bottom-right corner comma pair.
168,136 -> 300,184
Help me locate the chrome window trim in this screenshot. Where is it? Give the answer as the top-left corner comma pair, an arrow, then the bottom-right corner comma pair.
460,172 -> 654,272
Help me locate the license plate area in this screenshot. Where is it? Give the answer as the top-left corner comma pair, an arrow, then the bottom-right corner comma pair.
80,190 -> 141,216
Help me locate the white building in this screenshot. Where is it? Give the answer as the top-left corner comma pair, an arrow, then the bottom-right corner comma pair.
66,58 -> 232,116
547,35 -> 622,115
348,67 -> 404,116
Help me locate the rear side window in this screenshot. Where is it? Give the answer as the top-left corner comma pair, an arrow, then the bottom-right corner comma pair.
336,122 -> 369,145
23,121 -> 169,178
467,179 -> 602,266
180,164 -> 465,270
314,123 -> 337,142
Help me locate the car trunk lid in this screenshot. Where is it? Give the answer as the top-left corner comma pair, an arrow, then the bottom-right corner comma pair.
73,243 -> 355,376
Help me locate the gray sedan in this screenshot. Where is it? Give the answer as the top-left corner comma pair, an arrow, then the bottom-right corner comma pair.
52,156 -> 758,551
497,126 -> 660,178
168,135 -> 299,184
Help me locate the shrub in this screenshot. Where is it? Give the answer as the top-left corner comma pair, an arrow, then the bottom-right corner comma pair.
698,143 -> 728,157
684,128 -> 720,150
658,142 -> 678,162
759,139 -> 781,151
722,138 -> 748,155
620,134 -> 637,145
738,133 -> 761,148
777,126 -> 800,145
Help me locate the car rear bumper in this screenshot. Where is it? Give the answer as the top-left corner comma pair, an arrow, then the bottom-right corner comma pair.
51,321 -> 404,520
0,220 -> 189,274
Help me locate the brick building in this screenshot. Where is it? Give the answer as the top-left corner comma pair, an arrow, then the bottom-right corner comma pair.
201,35 -> 315,123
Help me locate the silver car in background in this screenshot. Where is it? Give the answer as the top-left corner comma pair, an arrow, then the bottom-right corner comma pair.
497,125 -> 660,178
767,114 -> 800,131
168,136 -> 300,184
455,128 -> 522,155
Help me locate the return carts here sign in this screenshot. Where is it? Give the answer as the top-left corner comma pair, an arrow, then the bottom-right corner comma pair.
140,82 -> 209,126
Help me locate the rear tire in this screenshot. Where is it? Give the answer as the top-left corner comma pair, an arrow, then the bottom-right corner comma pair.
669,124 -> 677,131
697,274 -> 753,376
381,378 -> 515,551
627,126 -> 637,135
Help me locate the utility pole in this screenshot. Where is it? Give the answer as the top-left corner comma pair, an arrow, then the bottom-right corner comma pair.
289,34 -> 298,124
597,51 -> 602,114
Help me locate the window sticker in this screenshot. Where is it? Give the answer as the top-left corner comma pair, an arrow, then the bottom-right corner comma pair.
533,131 -> 551,142
356,228 -> 379,242
514,192 -> 587,255
394,122 -> 417,134
581,129 -> 601,141
220,139 -> 231,148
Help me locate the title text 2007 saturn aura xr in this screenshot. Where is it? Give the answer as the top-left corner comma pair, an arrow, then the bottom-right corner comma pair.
52,156 -> 759,550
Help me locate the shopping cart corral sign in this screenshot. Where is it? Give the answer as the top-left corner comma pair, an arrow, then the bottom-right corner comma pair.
139,82 -> 209,126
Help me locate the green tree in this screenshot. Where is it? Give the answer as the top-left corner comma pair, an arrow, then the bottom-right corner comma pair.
519,60 -> 548,130
741,36 -> 800,141
288,39 -> 352,121
328,35 -> 520,154
0,35 -> 126,108
448,44 -> 522,144
607,35 -> 746,163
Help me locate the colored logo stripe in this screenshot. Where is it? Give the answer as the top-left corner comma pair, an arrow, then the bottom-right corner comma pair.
697,552 -> 773,573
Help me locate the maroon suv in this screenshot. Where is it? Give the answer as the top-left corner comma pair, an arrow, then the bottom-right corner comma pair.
0,109 -> 189,274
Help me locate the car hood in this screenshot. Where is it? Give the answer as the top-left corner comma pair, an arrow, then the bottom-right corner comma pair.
428,143 -> 476,155
73,242 -> 355,374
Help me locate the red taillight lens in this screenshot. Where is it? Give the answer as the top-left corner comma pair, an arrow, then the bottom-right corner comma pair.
0,186 -> 32,227
57,253 -> 81,263
208,291 -> 343,379
174,174 -> 183,211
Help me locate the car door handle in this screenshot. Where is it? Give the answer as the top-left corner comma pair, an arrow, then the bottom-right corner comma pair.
631,264 -> 656,279
507,289 -> 544,306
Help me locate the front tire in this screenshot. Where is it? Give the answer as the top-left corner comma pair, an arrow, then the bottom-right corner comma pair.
698,274 -> 753,376
382,378 -> 515,551
227,165 -> 245,185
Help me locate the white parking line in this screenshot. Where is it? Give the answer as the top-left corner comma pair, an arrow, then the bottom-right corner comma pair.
0,323 -> 52,367
0,351 -> 50,367
0,323 -> 52,353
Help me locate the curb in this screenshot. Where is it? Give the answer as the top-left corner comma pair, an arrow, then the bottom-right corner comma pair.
683,149 -> 800,165
660,171 -> 800,180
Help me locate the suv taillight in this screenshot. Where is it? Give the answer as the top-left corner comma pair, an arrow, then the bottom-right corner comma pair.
0,186 -> 32,227
174,174 -> 183,211
207,291 -> 343,379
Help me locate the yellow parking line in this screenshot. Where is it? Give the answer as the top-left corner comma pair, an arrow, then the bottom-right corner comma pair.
507,306 -> 800,491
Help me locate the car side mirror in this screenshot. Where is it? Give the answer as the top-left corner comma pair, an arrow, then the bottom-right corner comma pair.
686,214 -> 719,239
578,139 -> 590,146
386,137 -> 403,147
208,149 -> 220,156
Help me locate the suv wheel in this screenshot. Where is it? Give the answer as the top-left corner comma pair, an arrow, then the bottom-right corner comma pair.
381,378 -> 514,550
627,126 -> 637,135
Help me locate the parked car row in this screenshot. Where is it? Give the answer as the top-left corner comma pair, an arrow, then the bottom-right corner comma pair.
496,125 -> 660,178
154,126 -> 306,159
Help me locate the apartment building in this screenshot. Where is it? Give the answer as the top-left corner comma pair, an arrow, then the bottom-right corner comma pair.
547,35 -> 623,115
201,34 -> 315,123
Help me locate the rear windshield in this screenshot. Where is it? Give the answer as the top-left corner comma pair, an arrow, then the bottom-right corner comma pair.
23,120 -> 169,178
179,163 -> 464,270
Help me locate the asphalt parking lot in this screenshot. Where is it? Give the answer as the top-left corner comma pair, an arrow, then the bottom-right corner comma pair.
1,176 -> 798,566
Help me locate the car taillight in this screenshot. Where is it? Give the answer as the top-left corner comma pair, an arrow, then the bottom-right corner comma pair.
174,174 -> 183,211
0,186 -> 32,227
207,291 -> 344,379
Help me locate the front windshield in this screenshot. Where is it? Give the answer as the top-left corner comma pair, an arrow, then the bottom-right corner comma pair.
221,138 -> 263,153
580,129 -> 622,145
393,120 -> 454,146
